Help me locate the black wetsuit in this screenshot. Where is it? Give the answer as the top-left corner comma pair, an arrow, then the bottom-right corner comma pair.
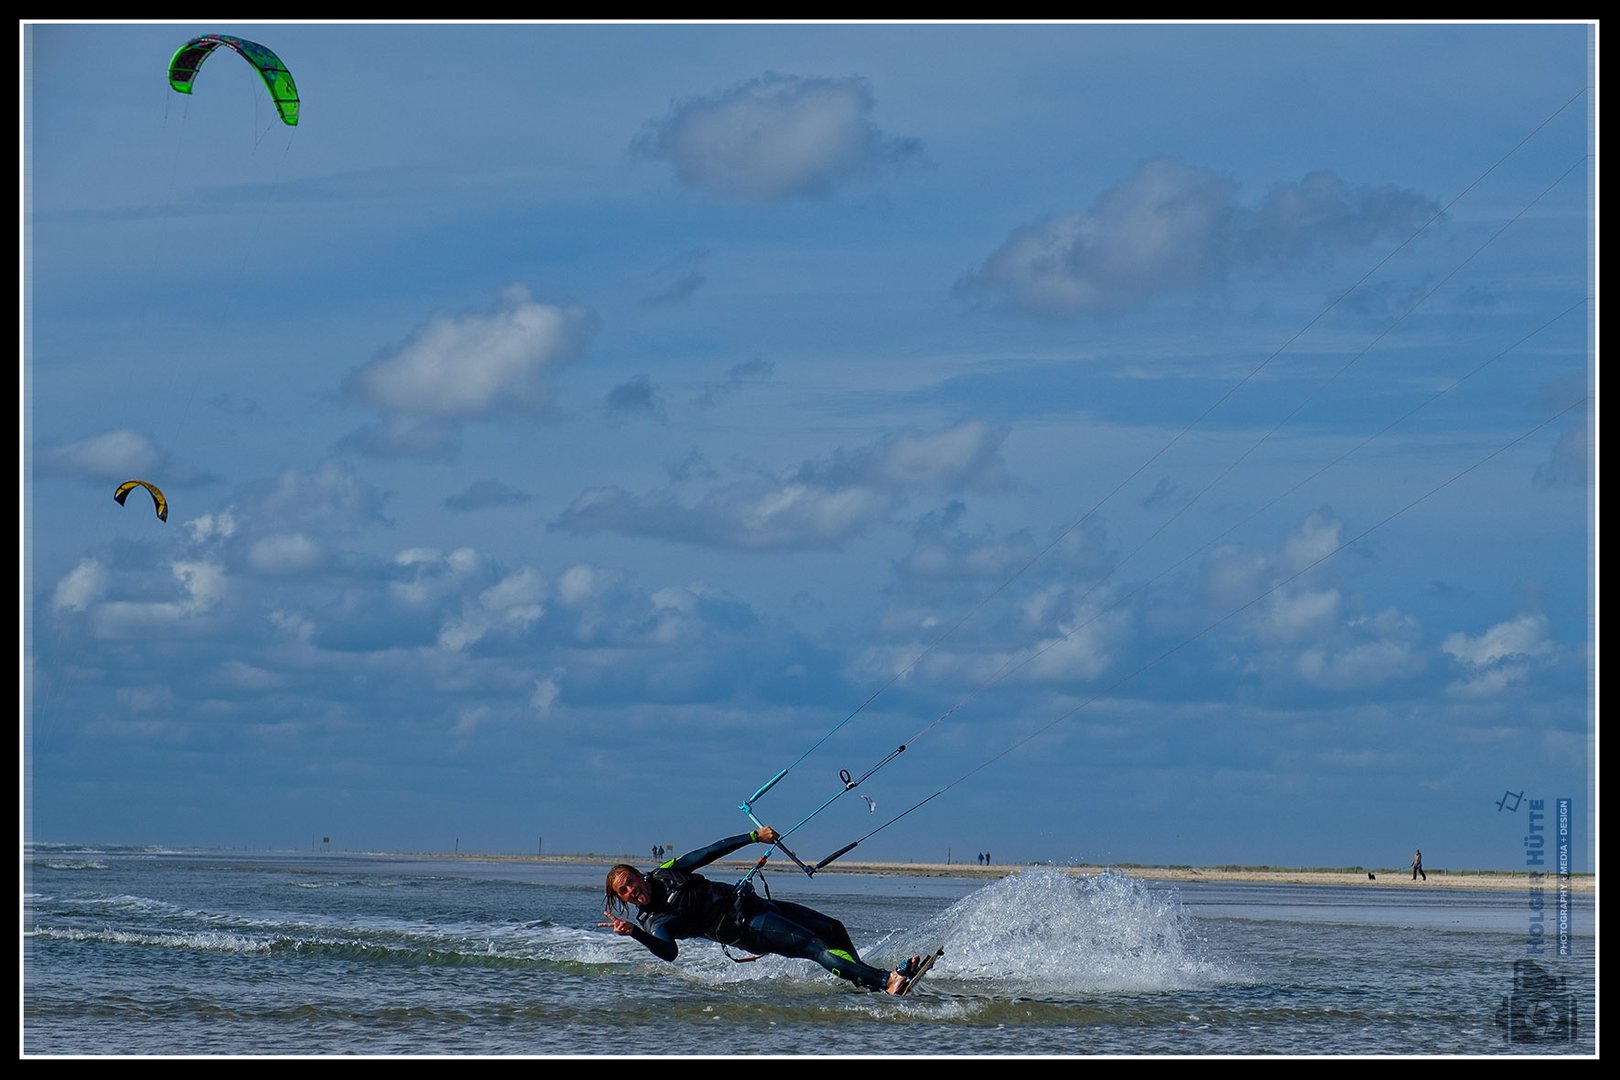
620,831 -> 892,991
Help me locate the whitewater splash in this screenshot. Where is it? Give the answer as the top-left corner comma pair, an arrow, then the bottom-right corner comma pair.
898,866 -> 1239,996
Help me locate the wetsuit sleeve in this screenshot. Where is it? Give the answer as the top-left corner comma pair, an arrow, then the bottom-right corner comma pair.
667,832 -> 760,873
627,920 -> 678,963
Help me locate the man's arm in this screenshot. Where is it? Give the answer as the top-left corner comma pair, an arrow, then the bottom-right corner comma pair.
667,830 -> 768,873
602,912 -> 679,962
627,922 -> 678,962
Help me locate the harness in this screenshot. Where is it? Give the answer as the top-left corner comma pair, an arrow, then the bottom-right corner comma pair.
645,864 -> 776,964
719,876 -> 769,964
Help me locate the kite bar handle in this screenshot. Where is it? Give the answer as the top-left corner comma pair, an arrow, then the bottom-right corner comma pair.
813,841 -> 859,871
774,838 -> 815,877
745,769 -> 789,807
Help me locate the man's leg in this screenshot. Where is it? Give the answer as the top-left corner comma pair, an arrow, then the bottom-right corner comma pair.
738,905 -> 892,991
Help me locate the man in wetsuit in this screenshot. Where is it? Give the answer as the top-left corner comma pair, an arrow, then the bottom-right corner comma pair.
600,825 -> 922,994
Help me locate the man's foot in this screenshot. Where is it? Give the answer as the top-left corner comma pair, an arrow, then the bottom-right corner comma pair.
886,955 -> 925,995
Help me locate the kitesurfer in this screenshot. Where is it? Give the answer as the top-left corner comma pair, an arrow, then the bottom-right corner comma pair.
600,825 -> 926,994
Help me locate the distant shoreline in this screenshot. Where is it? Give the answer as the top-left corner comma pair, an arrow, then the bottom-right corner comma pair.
406,852 -> 1594,893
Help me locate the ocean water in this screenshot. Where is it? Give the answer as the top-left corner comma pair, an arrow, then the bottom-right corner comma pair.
21,845 -> 1597,1058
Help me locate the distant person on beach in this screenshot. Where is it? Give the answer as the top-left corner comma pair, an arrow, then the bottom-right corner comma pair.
601,825 -> 927,995
1412,849 -> 1426,881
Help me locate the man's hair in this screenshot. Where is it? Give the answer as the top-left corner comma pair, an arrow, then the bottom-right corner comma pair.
605,863 -> 640,914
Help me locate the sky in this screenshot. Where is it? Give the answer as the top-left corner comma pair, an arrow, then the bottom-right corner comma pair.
21,20 -> 1597,872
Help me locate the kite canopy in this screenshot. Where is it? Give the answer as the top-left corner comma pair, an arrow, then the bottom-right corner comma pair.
114,479 -> 169,523
167,33 -> 300,127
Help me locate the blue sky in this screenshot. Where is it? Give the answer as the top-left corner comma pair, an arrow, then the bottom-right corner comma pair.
22,21 -> 1596,872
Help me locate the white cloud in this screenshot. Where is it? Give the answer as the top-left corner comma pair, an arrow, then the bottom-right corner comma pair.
37,429 -> 165,479
437,566 -> 547,652
1442,614 -> 1554,667
186,511 -> 238,543
635,72 -> 922,199
172,561 -> 228,611
530,677 -> 560,715
1261,587 -> 1341,641
390,547 -> 484,608
557,564 -> 622,606
247,533 -> 324,575
344,285 -> 592,417
1281,511 -> 1343,572
52,558 -> 108,611
242,461 -> 393,533
1446,662 -> 1533,699
1295,638 -> 1424,690
553,420 -> 1010,550
955,157 -> 1438,318
1019,615 -> 1121,682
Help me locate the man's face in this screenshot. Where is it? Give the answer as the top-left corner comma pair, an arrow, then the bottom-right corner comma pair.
613,869 -> 651,907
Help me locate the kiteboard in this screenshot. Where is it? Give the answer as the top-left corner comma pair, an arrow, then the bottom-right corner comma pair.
894,947 -> 944,996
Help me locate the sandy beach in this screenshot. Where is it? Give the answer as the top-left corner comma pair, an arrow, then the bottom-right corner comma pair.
419,852 -> 1594,893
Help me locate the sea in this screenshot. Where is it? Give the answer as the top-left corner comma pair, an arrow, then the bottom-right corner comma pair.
21,844 -> 1598,1058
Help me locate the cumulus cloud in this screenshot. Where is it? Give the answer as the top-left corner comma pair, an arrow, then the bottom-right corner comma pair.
556,564 -> 626,607
1015,606 -> 1128,683
84,559 -> 229,639
37,429 -> 166,480
344,285 -> 593,418
1262,587 -> 1342,641
634,72 -> 922,200
530,676 -> 561,714
891,501 -> 1075,591
437,566 -> 548,653
1442,613 -> 1554,667
1295,636 -> 1423,690
186,511 -> 238,543
389,546 -> 485,608
1196,511 -> 1434,691
552,419 -> 1010,550
238,460 -> 393,533
52,558 -> 109,612
247,532 -> 325,575
1203,509 -> 1346,616
955,157 -> 1439,318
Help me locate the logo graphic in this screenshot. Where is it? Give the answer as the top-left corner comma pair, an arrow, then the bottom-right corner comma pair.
1494,959 -> 1578,1044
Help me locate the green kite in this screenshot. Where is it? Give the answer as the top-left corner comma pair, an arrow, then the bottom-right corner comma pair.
168,33 -> 300,127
